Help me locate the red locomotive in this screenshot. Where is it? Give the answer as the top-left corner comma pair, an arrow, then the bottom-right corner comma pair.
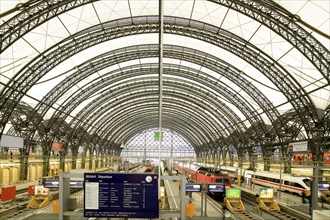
171,161 -> 232,200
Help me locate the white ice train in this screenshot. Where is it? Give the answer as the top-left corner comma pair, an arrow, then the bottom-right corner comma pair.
215,165 -> 316,197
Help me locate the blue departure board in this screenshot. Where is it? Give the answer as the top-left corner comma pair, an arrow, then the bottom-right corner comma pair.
84,173 -> 159,218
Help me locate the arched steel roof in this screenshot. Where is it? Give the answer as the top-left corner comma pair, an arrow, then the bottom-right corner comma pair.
0,0 -> 329,159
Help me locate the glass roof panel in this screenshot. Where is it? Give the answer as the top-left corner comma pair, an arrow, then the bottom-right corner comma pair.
276,0 -> 329,47
190,0 -> 225,27
130,0 -> 159,16
164,0 -> 194,17
94,0 -> 131,20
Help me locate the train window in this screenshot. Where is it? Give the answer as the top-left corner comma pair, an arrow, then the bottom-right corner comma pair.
265,177 -> 272,182
302,179 -> 311,187
294,183 -> 304,188
215,178 -> 230,184
284,181 -> 289,185
273,179 -> 280,183
215,178 -> 223,183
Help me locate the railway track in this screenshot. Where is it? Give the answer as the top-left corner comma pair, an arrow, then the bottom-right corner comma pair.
233,211 -> 262,220
240,189 -> 307,220
269,211 -> 297,220
0,189 -> 81,220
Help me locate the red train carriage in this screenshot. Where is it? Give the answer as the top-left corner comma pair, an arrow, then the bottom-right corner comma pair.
172,161 -> 232,201
145,164 -> 154,172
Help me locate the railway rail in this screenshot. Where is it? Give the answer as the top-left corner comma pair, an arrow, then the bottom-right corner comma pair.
0,188 -> 81,220
240,188 -> 307,220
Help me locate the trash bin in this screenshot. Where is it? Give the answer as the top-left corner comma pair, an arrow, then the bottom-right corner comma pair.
53,200 -> 59,214
185,202 -> 195,217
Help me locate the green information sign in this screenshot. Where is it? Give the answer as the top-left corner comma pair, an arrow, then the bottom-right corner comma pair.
154,131 -> 163,140
226,188 -> 241,198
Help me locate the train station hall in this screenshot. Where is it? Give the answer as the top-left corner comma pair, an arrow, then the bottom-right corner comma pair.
0,0 -> 329,219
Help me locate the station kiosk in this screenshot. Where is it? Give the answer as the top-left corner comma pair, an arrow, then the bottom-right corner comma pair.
257,188 -> 280,212
224,188 -> 245,212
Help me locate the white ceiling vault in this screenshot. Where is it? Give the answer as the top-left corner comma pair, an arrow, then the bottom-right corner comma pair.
0,0 -> 329,155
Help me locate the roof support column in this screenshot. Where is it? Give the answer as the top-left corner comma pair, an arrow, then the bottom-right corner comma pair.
158,0 -> 164,199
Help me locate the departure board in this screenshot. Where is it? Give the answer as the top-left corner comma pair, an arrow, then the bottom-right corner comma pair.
84,173 -> 159,218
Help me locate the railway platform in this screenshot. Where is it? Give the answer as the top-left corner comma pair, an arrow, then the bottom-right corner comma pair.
235,183 -> 330,219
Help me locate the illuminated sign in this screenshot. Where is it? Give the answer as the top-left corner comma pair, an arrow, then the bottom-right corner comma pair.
225,188 -> 241,198
186,183 -> 201,192
318,184 -> 330,191
44,180 -> 84,189
208,184 -> 225,193
84,173 -> 159,218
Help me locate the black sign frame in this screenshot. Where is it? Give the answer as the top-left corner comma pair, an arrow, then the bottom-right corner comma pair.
84,173 -> 159,218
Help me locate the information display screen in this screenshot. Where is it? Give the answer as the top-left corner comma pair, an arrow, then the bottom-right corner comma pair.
44,180 -> 84,189
208,184 -> 225,192
318,184 -> 330,191
225,188 -> 241,198
186,183 -> 201,192
84,173 -> 159,218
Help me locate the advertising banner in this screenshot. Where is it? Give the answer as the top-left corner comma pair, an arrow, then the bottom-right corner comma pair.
288,141 -> 308,154
259,188 -> 274,198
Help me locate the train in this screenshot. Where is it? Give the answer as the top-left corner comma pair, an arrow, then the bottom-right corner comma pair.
143,159 -> 155,172
119,161 -> 139,172
216,165 -> 319,198
145,164 -> 154,172
170,161 -> 232,200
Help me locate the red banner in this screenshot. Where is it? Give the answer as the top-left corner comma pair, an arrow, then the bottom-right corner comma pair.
51,142 -> 63,151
